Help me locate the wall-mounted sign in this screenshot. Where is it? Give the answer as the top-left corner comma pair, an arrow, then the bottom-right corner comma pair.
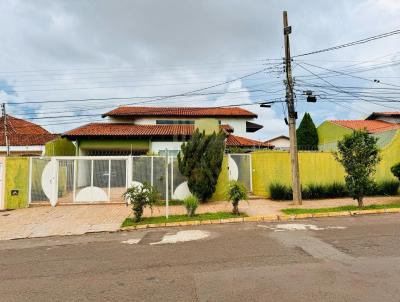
11,190 -> 19,196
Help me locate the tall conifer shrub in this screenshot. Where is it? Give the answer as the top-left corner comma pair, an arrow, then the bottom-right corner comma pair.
297,112 -> 318,150
177,129 -> 225,202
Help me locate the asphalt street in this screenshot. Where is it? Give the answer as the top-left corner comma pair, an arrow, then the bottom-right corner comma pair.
1,214 -> 400,301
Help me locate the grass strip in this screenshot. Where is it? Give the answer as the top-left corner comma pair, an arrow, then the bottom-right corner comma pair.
282,203 -> 400,215
122,212 -> 247,227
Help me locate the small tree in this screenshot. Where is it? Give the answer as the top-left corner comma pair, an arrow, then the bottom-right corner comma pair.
391,163 -> 400,181
123,182 -> 159,222
228,181 -> 248,215
297,112 -> 318,150
335,130 -> 381,207
183,195 -> 199,217
178,129 -> 225,202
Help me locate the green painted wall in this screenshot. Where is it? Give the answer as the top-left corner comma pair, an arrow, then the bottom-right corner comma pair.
317,121 -> 352,151
5,157 -> 29,209
45,138 -> 76,156
195,118 -> 220,135
318,121 -> 398,151
78,138 -> 150,151
210,156 -> 229,201
252,129 -> 400,197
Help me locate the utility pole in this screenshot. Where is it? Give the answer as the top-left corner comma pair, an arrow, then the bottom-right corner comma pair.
1,103 -> 10,157
283,11 -> 302,205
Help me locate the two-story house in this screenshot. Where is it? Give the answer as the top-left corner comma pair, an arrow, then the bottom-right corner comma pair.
63,106 -> 268,155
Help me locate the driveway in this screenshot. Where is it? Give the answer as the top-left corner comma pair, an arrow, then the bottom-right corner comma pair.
0,205 -> 131,240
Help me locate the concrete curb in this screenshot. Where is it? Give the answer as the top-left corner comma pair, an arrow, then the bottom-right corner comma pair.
120,208 -> 400,230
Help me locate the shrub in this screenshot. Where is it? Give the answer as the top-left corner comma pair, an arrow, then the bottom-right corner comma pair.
123,182 -> 160,222
324,182 -> 348,198
228,181 -> 248,214
178,129 -> 225,202
183,195 -> 199,217
391,163 -> 400,181
302,183 -> 326,199
269,183 -> 292,200
373,180 -> 400,196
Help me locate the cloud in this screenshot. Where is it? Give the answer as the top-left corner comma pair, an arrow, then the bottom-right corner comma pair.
0,0 -> 399,134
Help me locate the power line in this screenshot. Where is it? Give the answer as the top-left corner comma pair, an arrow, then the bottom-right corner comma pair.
294,29 -> 400,58
0,58 -> 282,75
296,63 -> 400,110
297,61 -> 400,88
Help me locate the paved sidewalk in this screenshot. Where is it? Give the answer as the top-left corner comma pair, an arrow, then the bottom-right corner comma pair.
0,196 -> 398,240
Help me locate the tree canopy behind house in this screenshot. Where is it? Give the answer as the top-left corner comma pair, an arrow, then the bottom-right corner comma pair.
297,112 -> 318,150
177,129 -> 225,202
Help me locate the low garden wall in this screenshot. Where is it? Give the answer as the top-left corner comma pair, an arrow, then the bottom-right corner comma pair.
4,157 -> 29,209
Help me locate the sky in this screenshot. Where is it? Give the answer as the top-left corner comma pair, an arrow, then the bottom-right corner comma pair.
0,0 -> 399,140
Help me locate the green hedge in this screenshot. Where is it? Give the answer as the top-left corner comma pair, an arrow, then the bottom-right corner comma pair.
269,180 -> 399,201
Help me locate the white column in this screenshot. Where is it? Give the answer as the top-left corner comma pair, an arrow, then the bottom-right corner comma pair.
50,157 -> 58,207
165,149 -> 169,219
127,156 -> 133,188
28,157 -> 32,205
73,159 -> 77,203
108,159 -> 111,201
249,154 -> 253,192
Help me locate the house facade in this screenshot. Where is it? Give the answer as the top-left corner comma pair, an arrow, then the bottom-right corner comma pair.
63,106 -> 267,155
0,115 -> 57,156
317,112 -> 400,151
264,135 -> 290,150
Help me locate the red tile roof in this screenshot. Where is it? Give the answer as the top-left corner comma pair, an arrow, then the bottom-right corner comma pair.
0,115 -> 57,146
64,123 -> 233,137
330,120 -> 400,133
366,112 -> 400,120
102,106 -> 257,118
63,123 -> 268,148
226,135 -> 271,148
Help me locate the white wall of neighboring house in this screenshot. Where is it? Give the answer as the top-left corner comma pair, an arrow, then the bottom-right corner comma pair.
268,137 -> 290,150
0,146 -> 44,152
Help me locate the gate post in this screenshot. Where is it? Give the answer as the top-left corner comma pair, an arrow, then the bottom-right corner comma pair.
126,156 -> 133,188
50,157 -> 58,207
249,154 -> 253,192
28,157 -> 32,205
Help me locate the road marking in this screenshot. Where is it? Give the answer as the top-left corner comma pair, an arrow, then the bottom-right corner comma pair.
258,223 -> 347,231
271,231 -> 354,263
150,230 -> 210,245
121,239 -> 141,245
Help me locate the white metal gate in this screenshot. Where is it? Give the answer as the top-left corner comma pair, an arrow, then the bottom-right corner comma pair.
29,155 -> 192,206
228,154 -> 252,192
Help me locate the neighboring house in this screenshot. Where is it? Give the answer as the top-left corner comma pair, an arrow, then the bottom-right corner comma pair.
318,112 -> 400,151
264,135 -> 290,150
0,115 -> 58,156
63,106 -> 268,155
366,111 -> 400,124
